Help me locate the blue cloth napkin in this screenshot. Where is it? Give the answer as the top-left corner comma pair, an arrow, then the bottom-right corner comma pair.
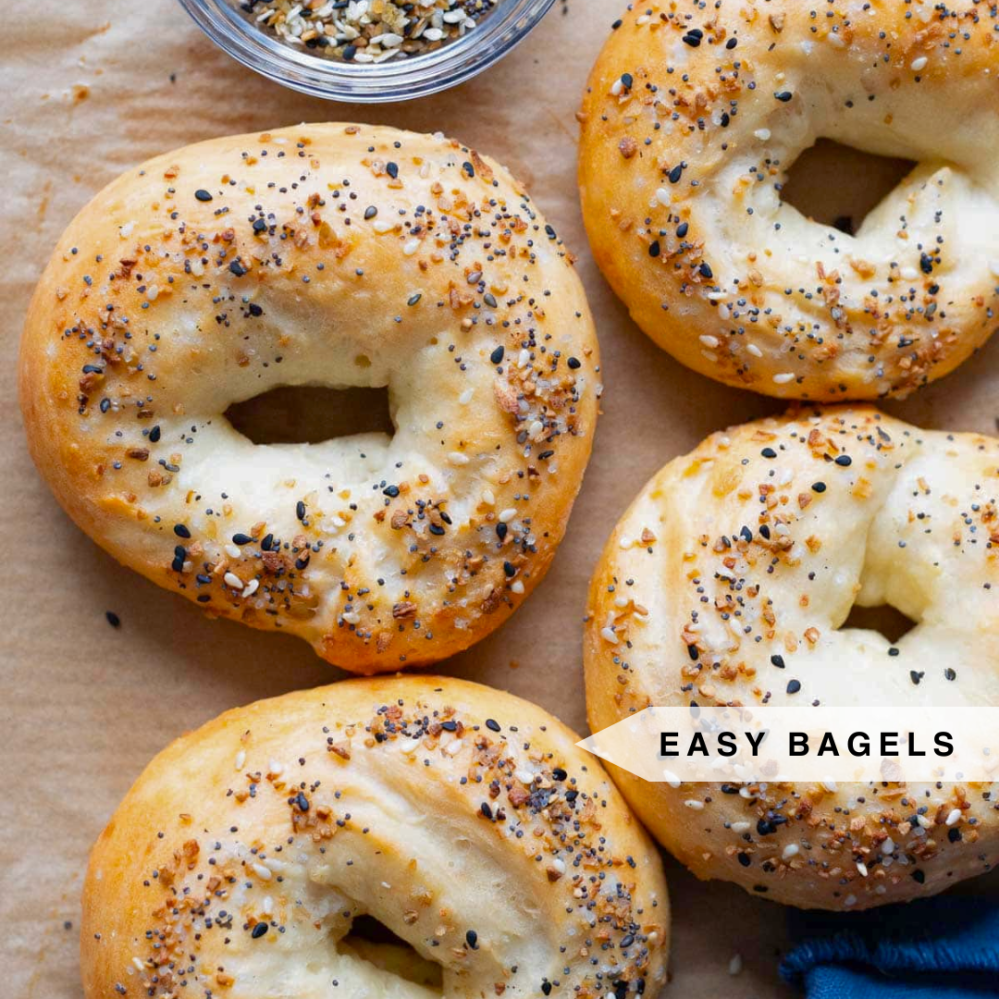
779,897 -> 999,998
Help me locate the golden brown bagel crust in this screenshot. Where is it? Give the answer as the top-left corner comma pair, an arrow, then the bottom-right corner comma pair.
20,124 -> 599,674
579,1 -> 999,400
585,406 -> 999,909
82,676 -> 668,999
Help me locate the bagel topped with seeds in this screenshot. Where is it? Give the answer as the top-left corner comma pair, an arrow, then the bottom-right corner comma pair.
81,676 -> 669,998
19,123 -> 599,673
585,406 -> 999,909
579,0 -> 999,400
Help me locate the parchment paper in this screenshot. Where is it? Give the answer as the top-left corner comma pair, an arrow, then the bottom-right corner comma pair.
2,1 -> 997,996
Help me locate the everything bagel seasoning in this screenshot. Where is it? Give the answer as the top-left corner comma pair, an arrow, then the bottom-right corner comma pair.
235,0 -> 501,62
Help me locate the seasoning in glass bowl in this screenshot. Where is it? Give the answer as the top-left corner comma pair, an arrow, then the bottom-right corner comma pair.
235,0 -> 501,62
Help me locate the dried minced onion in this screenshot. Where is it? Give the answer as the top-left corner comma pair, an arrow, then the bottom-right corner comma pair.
235,0 -> 501,63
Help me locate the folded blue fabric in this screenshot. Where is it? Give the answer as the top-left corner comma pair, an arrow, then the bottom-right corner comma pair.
779,897 -> 999,998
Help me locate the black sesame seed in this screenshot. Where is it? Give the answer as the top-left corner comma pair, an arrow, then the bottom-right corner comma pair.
296,501 -> 307,522
251,923 -> 268,939
383,485 -> 400,498
770,654 -> 785,669
232,533 -> 254,545
490,345 -> 505,364
761,447 -> 777,458
835,455 -> 853,467
485,719 -> 501,732
775,91 -> 793,102
105,611 -> 121,628
944,668 -> 957,681
786,679 -> 801,694
386,162 -> 399,179
567,356 -> 581,369
648,240 -> 661,258
699,262 -> 713,279
812,482 -> 827,493
174,524 -> 191,539
466,929 -> 478,950
194,189 -> 213,202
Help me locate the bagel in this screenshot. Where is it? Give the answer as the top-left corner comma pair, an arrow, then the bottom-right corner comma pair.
584,406 -> 999,909
81,676 -> 669,998
578,1 -> 999,400
19,124 -> 599,674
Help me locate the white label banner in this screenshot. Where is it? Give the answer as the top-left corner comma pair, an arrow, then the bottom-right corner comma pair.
577,706 -> 999,783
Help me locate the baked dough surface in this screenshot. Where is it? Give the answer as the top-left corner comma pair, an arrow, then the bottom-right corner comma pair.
82,676 -> 669,998
20,124 -> 599,673
586,405 -> 999,909
579,1 -> 999,399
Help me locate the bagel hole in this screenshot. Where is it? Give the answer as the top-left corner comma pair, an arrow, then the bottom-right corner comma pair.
341,914 -> 443,990
841,603 -> 917,644
780,139 -> 916,235
224,385 -> 394,445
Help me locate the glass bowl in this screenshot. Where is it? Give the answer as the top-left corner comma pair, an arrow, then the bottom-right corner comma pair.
177,0 -> 556,103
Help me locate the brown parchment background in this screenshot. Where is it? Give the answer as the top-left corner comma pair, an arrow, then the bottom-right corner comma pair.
2,1 -> 998,996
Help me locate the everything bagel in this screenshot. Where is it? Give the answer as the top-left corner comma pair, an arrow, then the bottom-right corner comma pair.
81,676 -> 669,998
585,406 -> 999,909
19,124 -> 599,674
579,1 -> 999,400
